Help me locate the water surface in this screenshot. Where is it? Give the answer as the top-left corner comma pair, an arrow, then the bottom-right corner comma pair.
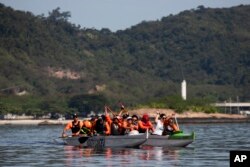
0,123 -> 249,166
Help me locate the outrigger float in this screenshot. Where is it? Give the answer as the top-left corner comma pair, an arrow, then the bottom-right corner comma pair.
61,131 -> 195,148
142,131 -> 195,147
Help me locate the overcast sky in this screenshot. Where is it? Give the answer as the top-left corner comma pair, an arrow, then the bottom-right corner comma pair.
0,0 -> 249,31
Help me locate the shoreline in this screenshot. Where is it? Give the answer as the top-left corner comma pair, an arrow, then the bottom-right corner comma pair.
0,119 -> 68,125
0,117 -> 250,125
0,108 -> 249,125
1,116 -> 250,126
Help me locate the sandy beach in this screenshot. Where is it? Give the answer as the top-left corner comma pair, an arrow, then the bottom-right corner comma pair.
0,108 -> 249,125
129,108 -> 248,119
0,119 -> 69,125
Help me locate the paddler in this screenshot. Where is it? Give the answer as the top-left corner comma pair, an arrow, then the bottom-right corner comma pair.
138,114 -> 155,133
95,115 -> 111,135
62,113 -> 83,137
162,113 -> 180,135
104,106 -> 123,135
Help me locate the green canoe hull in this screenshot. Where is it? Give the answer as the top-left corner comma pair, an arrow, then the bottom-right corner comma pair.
142,131 -> 195,147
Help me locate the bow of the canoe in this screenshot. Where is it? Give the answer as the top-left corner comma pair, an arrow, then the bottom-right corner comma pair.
62,136 -> 89,146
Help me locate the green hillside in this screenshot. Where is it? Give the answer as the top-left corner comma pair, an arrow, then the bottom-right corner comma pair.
0,4 -> 249,115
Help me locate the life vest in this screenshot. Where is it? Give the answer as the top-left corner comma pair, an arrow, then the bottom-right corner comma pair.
71,121 -> 81,134
162,118 -> 179,135
138,120 -> 153,133
111,122 -> 120,135
80,120 -> 92,135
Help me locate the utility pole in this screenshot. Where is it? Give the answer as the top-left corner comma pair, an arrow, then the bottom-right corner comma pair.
181,80 -> 187,100
229,97 -> 232,114
237,96 -> 240,114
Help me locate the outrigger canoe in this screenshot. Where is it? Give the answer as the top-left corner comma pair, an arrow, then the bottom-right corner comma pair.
142,131 -> 195,147
62,131 -> 194,148
62,132 -> 148,148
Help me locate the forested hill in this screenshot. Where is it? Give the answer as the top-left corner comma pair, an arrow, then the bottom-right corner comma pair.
0,4 -> 250,109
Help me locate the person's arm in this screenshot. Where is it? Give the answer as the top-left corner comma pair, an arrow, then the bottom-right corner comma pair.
62,122 -> 72,137
91,121 -> 96,134
105,122 -> 111,135
149,122 -> 155,132
155,111 -> 160,123
138,121 -> 148,131
118,109 -> 123,116
130,123 -> 138,130
104,106 -> 108,116
106,115 -> 112,125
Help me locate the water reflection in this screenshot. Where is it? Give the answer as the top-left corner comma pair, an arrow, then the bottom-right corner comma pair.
62,145 -> 190,166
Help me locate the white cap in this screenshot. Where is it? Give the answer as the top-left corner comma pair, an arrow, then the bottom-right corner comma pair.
127,117 -> 132,120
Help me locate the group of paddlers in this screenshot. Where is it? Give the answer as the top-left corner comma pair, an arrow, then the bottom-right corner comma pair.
61,105 -> 180,137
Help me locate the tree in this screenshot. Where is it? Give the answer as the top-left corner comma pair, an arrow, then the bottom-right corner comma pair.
48,7 -> 71,22
68,94 -> 108,116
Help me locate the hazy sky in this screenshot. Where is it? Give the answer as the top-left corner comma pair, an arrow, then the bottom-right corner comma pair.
0,0 -> 249,31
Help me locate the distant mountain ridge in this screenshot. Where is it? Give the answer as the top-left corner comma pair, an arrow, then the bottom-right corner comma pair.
0,4 -> 249,105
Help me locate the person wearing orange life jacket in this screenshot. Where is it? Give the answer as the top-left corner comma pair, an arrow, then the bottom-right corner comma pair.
162,113 -> 180,135
80,120 -> 93,136
95,115 -> 111,135
89,115 -> 98,135
103,106 -> 122,135
120,114 -> 129,135
123,117 -> 139,134
62,113 -> 83,137
138,114 -> 155,133
110,116 -> 123,135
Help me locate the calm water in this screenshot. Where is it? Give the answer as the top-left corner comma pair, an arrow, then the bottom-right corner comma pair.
0,123 -> 250,167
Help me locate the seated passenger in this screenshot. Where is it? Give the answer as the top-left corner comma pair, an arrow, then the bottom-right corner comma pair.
121,114 -> 129,135
95,115 -> 111,135
89,115 -> 98,135
153,113 -> 166,135
124,117 -> 139,135
110,116 -> 123,135
131,115 -> 139,126
162,114 -> 180,135
62,113 -> 83,137
138,114 -> 154,133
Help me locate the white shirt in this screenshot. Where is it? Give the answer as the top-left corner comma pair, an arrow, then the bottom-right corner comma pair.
153,120 -> 164,135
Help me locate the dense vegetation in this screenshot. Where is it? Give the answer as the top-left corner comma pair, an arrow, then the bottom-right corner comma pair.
0,4 -> 249,116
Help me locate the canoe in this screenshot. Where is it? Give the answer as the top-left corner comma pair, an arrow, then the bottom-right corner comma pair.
62,132 -> 148,148
142,131 -> 195,147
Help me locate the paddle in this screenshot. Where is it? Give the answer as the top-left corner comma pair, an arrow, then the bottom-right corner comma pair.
59,135 -> 90,144
78,136 -> 89,144
105,105 -> 116,116
173,113 -> 180,130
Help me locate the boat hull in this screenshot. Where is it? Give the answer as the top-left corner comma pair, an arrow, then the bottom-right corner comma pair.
142,132 -> 195,147
62,133 -> 147,148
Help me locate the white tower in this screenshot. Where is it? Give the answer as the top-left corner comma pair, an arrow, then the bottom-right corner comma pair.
181,80 -> 187,100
